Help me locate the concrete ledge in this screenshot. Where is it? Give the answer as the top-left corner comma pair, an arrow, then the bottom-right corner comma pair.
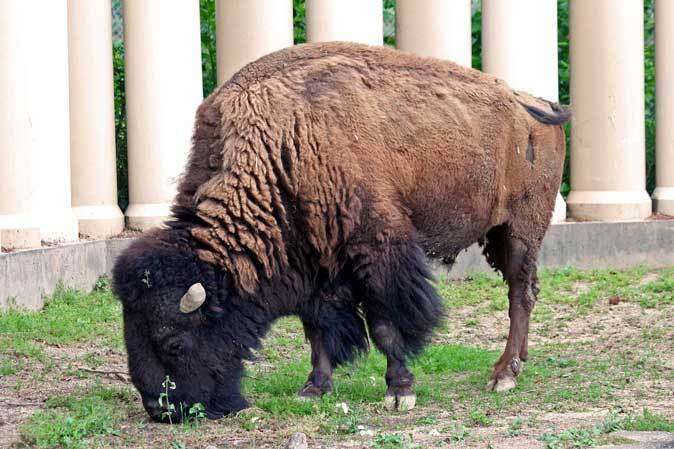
1,220 -> 673,311
0,239 -> 131,311
438,219 -> 674,279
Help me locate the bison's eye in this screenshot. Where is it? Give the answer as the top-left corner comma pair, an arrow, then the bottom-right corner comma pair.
163,337 -> 184,355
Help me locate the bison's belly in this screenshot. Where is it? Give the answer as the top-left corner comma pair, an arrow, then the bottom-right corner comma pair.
408,182 -> 495,263
417,218 -> 487,264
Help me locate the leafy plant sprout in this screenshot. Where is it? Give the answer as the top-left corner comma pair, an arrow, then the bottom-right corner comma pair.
159,375 -> 177,425
158,375 -> 207,427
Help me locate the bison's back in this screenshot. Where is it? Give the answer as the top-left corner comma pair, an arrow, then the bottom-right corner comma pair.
228,43 -> 536,252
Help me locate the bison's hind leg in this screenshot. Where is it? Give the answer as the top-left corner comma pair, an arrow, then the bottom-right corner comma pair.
357,241 -> 445,411
298,293 -> 368,397
481,224 -> 541,393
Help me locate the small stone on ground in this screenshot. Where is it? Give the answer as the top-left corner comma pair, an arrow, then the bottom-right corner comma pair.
286,432 -> 308,449
598,431 -> 674,449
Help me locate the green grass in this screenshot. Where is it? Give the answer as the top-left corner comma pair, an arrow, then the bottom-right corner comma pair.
622,409 -> 674,432
0,355 -> 18,376
539,410 -> 674,449
372,432 -> 418,449
435,273 -> 507,309
541,426 -> 602,449
22,385 -> 134,449
0,281 -> 123,359
2,267 -> 672,448
436,266 -> 674,317
243,343 -> 630,425
245,342 -> 504,417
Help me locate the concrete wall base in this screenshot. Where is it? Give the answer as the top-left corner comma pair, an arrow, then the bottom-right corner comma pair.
652,187 -> 674,216
1,220 -> 673,311
73,205 -> 125,239
124,202 -> 171,232
0,213 -> 41,250
566,190 -> 652,221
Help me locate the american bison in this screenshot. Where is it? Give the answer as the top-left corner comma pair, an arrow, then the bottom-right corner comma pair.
113,42 -> 569,422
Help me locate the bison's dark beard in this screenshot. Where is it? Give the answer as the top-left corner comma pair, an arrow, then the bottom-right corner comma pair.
202,362 -> 248,419
205,393 -> 248,419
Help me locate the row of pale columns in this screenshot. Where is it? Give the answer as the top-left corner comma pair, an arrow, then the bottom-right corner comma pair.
1,0 -> 674,251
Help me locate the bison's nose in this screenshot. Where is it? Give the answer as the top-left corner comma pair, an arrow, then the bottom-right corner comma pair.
142,397 -> 163,421
143,396 -> 186,423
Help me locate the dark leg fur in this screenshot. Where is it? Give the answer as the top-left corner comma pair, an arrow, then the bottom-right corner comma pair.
298,323 -> 334,397
482,224 -> 540,392
297,290 -> 369,397
356,241 -> 444,410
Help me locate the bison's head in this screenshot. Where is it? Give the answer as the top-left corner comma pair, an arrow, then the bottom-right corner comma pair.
112,234 -> 261,422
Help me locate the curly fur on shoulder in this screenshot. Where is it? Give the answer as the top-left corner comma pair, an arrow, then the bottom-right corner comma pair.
175,78 -> 363,296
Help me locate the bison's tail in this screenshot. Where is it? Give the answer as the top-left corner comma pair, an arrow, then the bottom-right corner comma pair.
519,100 -> 572,126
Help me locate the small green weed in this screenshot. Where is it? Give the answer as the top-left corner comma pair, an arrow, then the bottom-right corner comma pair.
415,416 -> 438,426
158,375 -> 208,426
468,408 -> 492,426
0,356 -> 18,376
93,276 -> 110,292
448,422 -> 469,443
622,409 -> 674,432
322,406 -> 364,435
506,417 -> 524,437
156,375 -> 208,448
159,375 -> 178,424
597,411 -> 624,434
373,432 -> 418,449
541,427 -> 599,449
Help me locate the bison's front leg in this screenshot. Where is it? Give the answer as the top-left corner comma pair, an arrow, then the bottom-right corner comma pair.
483,227 -> 540,393
297,296 -> 369,398
359,240 -> 444,411
383,350 -> 416,412
298,323 -> 334,397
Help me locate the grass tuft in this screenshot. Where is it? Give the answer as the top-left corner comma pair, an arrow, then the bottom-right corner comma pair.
22,385 -> 133,449
622,409 -> 674,432
0,282 -> 122,356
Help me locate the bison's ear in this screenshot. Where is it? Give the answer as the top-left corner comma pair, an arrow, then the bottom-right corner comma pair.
200,272 -> 230,319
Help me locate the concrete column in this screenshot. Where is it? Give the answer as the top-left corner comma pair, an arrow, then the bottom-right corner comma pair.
482,0 -> 566,222
216,0 -> 294,84
566,0 -> 651,221
0,1 -> 42,249
652,0 -> 674,215
32,0 -> 79,242
68,0 -> 124,238
396,0 -> 472,67
123,0 -> 203,230
306,0 -> 383,45
1,0 -> 78,245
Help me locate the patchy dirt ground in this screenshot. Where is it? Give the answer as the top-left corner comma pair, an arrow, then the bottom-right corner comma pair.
0,267 -> 672,449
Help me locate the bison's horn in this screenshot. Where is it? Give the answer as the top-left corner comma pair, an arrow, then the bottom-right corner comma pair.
179,283 -> 206,314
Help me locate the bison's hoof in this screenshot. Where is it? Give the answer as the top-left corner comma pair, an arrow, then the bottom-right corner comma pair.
384,388 -> 416,412
298,380 -> 331,398
487,357 -> 521,393
486,375 -> 517,393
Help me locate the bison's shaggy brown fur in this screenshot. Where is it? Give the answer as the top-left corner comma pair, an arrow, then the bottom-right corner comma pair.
176,42 -> 565,295
114,42 -> 569,421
